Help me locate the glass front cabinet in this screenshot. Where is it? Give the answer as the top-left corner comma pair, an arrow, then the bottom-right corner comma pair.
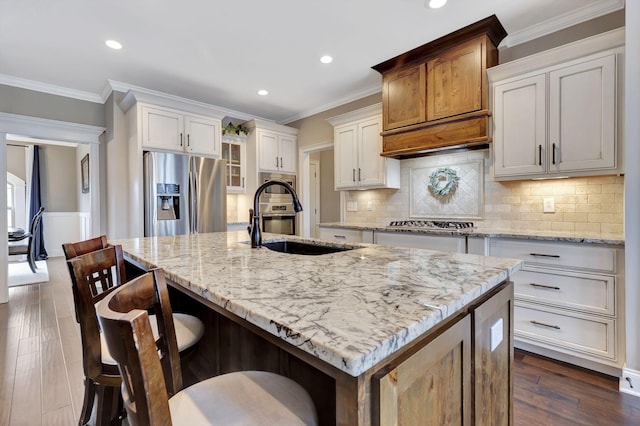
221,134 -> 246,193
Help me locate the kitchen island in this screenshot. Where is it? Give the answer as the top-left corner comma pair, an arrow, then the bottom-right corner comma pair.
116,231 -> 522,425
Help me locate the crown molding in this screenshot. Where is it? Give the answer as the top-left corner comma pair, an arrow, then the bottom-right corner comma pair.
0,74 -> 103,103
106,80 -> 261,121
327,103 -> 382,127
501,0 -> 625,48
280,84 -> 381,125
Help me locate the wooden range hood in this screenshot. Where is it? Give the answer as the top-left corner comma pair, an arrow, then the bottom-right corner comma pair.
372,15 -> 507,158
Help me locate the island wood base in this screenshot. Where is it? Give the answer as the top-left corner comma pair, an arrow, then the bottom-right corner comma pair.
164,278 -> 514,426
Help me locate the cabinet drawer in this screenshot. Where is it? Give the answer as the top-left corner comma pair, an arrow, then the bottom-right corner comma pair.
318,227 -> 364,243
513,268 -> 615,316
514,303 -> 616,361
489,239 -> 616,273
374,232 -> 465,253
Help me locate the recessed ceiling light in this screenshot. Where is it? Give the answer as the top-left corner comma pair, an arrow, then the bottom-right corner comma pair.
257,89 -> 268,96
105,40 -> 122,50
427,0 -> 447,8
320,55 -> 333,64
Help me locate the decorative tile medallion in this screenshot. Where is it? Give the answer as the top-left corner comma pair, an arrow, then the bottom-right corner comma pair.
410,160 -> 483,219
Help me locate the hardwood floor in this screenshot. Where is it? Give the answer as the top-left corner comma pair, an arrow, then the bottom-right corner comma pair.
1,257 -> 639,425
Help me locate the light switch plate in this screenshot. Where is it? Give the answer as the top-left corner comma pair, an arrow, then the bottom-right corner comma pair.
490,318 -> 504,352
346,201 -> 358,212
367,201 -> 373,211
543,197 -> 555,213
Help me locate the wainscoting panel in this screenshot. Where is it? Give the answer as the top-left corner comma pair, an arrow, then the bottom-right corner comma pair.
42,212 -> 91,257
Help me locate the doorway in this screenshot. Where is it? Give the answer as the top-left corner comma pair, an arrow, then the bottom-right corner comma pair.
309,160 -> 320,238
0,113 -> 104,304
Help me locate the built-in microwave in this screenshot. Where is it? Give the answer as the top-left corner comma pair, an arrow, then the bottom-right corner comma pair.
258,172 -> 296,203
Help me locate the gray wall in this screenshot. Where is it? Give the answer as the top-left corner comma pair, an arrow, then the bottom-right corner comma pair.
0,85 -> 105,127
6,145 -> 26,180
320,149 -> 340,223
7,142 -> 79,212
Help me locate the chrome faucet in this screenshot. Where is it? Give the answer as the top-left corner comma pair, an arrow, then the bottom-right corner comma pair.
249,180 -> 303,248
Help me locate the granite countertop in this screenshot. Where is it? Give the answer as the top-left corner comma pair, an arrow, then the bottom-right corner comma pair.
115,231 -> 522,377
319,222 -> 625,246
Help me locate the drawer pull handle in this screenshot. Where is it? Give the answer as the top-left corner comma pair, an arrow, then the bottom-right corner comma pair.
531,320 -> 560,330
334,235 -> 347,239
529,253 -> 560,258
529,283 -> 560,290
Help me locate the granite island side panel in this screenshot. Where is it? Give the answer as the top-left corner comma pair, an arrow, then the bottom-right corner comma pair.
114,231 -> 522,377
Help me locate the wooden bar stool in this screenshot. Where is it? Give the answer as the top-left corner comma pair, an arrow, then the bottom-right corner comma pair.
64,239 -> 205,426
96,268 -> 318,425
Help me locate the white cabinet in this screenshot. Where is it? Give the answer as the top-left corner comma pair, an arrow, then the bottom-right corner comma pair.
318,226 -> 373,243
328,104 -> 400,190
256,130 -> 296,173
489,31 -> 623,181
141,105 -> 221,158
488,237 -> 624,374
374,231 -> 465,253
222,135 -> 246,193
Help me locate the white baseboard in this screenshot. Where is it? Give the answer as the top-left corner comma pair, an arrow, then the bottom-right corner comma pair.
620,368 -> 640,397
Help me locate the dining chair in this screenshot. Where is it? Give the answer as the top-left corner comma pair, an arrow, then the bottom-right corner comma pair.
96,268 -> 318,426
8,206 -> 45,273
65,243 -> 205,426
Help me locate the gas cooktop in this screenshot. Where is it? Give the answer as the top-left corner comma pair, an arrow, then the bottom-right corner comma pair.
389,220 -> 474,229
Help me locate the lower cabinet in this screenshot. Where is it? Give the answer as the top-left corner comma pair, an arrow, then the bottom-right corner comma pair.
374,231 -> 466,253
318,226 -> 374,243
373,282 -> 513,426
489,237 -> 623,374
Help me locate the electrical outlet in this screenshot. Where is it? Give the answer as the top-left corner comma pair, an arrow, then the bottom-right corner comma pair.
490,318 -> 503,352
543,197 -> 555,213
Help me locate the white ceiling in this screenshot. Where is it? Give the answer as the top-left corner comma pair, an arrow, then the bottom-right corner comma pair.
0,0 -> 623,123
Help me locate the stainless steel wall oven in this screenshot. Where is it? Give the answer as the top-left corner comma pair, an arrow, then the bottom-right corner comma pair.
258,172 -> 297,235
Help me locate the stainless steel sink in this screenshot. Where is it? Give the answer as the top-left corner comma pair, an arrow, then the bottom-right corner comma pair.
262,240 -> 357,255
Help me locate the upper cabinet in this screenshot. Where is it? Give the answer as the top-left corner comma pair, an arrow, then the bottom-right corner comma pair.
489,29 -> 624,180
256,130 -> 296,173
221,134 -> 246,193
121,91 -> 225,160
141,105 -> 221,157
329,104 -> 400,190
373,16 -> 507,158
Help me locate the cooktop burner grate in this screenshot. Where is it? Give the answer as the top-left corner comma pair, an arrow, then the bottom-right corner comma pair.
389,220 -> 474,229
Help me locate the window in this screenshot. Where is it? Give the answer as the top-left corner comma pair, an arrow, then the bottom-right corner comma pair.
7,182 -> 15,228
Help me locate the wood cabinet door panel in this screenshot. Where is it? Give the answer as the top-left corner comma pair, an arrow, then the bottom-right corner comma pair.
142,106 -> 183,151
427,40 -> 482,121
358,117 -> 385,186
334,124 -> 358,189
373,315 -> 471,426
185,116 -> 219,157
492,74 -> 547,177
383,64 -> 426,130
258,131 -> 280,172
278,134 -> 297,173
549,54 -> 616,172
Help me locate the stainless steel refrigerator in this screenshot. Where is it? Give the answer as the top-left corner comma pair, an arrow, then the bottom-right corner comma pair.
144,151 -> 226,237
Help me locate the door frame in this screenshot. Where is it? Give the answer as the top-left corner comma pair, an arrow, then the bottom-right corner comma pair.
0,112 -> 104,304
298,140 -> 333,238
308,159 -> 320,238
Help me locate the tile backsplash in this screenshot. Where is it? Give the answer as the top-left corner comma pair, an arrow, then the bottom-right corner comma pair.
343,149 -> 624,235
